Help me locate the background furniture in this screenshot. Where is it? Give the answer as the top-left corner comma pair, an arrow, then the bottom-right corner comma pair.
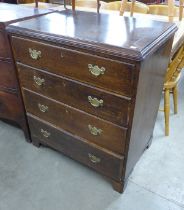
163,45 -> 184,135
120,0 -> 183,20
0,0 -> 17,3
101,0 -> 149,12
117,0 -> 184,135
0,3 -> 51,140
7,11 -> 176,192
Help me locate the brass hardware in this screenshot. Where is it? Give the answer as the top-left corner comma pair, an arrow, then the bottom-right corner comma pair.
38,103 -> 48,113
88,64 -> 105,77
29,48 -> 41,60
34,76 -> 45,86
41,129 -> 50,138
88,96 -> 103,108
88,124 -> 102,136
88,153 -> 101,163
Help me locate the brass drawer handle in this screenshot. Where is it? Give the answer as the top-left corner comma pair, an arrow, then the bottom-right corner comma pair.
88,96 -> 103,108
29,48 -> 41,60
88,153 -> 101,163
88,64 -> 105,77
34,76 -> 45,86
38,103 -> 48,113
88,124 -> 102,136
61,52 -> 64,58
41,129 -> 50,138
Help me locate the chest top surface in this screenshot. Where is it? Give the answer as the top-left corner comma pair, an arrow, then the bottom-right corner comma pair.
7,10 -> 177,61
0,3 -> 50,26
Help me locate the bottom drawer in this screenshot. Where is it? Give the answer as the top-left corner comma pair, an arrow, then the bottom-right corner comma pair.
0,90 -> 22,121
28,114 -> 124,181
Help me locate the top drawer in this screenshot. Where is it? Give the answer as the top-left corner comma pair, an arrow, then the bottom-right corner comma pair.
11,36 -> 135,97
0,31 -> 11,59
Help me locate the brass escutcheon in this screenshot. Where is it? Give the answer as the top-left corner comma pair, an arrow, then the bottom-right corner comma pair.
88,124 -> 102,136
88,96 -> 103,108
34,76 -> 45,86
38,103 -> 48,113
29,48 -> 41,60
88,64 -> 105,77
88,153 -> 101,163
41,129 -> 50,138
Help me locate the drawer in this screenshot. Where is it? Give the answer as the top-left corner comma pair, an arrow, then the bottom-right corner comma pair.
0,60 -> 17,90
18,64 -> 131,126
23,89 -> 127,154
0,31 -> 11,59
12,36 -> 135,97
28,115 -> 124,181
0,90 -> 22,121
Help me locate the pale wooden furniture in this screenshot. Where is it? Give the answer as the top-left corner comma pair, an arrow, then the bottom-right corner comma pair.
179,0 -> 184,20
120,0 -> 183,21
119,0 -> 138,16
101,1 -> 149,13
148,4 -> 181,16
75,0 -> 106,10
163,45 -> 184,136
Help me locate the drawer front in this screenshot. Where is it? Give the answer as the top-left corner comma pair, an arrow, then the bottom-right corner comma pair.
23,89 -> 127,154
0,90 -> 22,121
12,36 -> 135,97
0,61 -> 17,89
0,31 -> 11,59
18,64 -> 130,126
28,115 -> 124,181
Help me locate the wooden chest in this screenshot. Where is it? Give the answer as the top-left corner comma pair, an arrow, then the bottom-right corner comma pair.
7,11 -> 177,192
0,3 -> 51,139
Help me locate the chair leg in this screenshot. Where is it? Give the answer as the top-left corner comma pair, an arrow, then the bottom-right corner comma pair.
164,89 -> 170,136
97,0 -> 100,13
168,0 -> 175,22
173,85 -> 178,114
120,0 -> 128,16
130,0 -> 136,17
72,0 -> 75,11
35,0 -> 38,8
179,0 -> 184,21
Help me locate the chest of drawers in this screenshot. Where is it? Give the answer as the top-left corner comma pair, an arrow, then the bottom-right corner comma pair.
0,3 -> 51,139
7,11 -> 177,192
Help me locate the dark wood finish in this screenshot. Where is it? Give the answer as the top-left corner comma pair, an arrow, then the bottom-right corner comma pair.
22,89 -> 127,154
124,38 -> 174,181
18,63 -> 131,126
7,12 -> 177,61
0,31 -> 11,59
7,11 -> 177,192
0,3 -> 51,28
0,3 -> 51,139
138,0 -> 164,4
111,179 -> 125,193
28,114 -> 124,180
0,60 -> 17,89
0,90 -> 21,121
12,37 -> 135,97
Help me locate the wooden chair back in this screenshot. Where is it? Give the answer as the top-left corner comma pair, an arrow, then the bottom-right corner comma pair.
165,45 -> 184,83
120,0 -> 183,21
101,1 -> 149,13
179,0 -> 184,20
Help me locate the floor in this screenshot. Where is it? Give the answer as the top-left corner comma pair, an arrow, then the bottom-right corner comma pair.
0,79 -> 184,210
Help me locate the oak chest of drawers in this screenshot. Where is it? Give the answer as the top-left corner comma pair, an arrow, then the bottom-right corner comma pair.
7,11 -> 177,192
0,3 -> 51,139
